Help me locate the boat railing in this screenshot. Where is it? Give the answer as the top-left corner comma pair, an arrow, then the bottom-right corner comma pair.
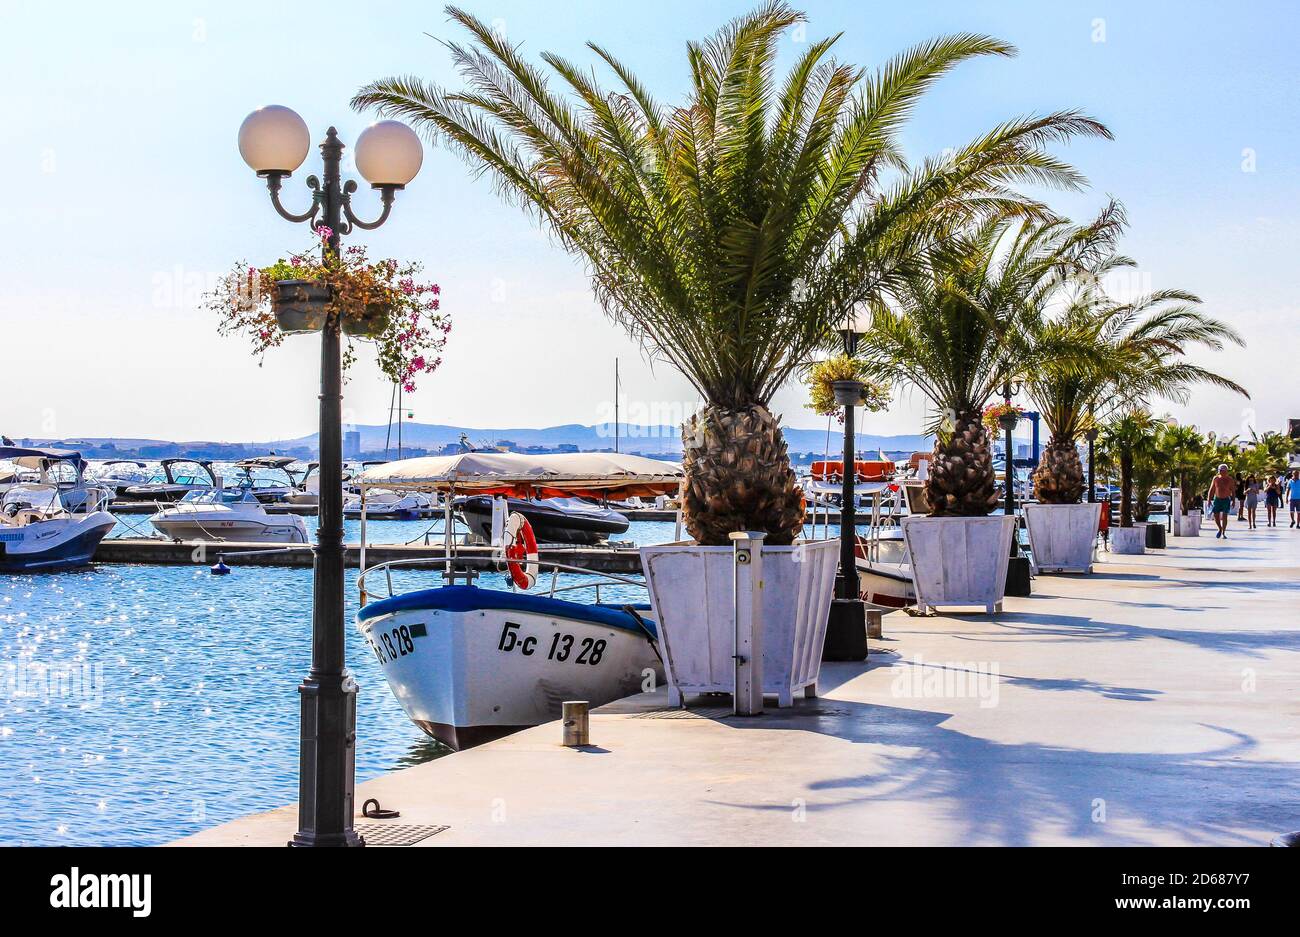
357,554 -> 647,606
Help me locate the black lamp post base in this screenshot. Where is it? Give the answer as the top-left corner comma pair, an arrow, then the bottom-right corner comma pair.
823,598 -> 869,661
1005,555 -> 1033,597
289,672 -> 364,847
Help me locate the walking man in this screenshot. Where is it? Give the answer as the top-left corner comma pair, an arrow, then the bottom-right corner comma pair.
1290,471 -> 1300,529
1208,463 -> 1235,539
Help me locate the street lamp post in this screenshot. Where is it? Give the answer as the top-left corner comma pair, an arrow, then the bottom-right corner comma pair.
823,313 -> 869,661
1085,425 -> 1099,504
999,380 -> 1032,597
238,106 -> 423,847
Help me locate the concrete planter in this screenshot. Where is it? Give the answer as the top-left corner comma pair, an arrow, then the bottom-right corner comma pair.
1110,526 -> 1146,555
901,515 -> 1016,614
1174,511 -> 1202,537
639,539 -> 839,707
1024,502 -> 1099,573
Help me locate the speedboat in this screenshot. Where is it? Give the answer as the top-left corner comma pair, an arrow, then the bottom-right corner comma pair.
149,485 -> 309,543
456,495 -> 629,545
343,488 -> 435,520
91,459 -> 151,498
230,456 -> 300,503
0,446 -> 116,573
354,451 -> 683,749
122,459 -> 216,502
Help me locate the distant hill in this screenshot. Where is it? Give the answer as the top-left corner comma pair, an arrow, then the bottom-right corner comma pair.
264,422 -> 932,456
23,423 -> 933,459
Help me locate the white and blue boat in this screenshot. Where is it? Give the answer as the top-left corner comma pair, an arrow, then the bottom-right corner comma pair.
355,451 -> 683,749
0,446 -> 116,573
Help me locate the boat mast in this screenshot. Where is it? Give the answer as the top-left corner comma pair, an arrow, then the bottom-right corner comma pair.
614,358 -> 620,454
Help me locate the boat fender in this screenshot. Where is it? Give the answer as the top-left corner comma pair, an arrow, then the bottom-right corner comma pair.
504,512 -> 539,590
211,557 -> 231,576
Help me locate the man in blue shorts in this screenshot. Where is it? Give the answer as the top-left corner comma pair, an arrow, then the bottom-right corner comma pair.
1290,471 -> 1300,529
1207,463 -> 1235,539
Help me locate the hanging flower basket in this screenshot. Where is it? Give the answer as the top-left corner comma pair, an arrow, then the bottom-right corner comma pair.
831,378 -> 866,407
983,402 -> 1024,433
209,231 -> 450,392
270,279 -> 331,334
342,301 -> 392,338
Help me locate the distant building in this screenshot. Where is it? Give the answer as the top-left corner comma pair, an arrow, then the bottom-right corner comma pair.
344,430 -> 361,459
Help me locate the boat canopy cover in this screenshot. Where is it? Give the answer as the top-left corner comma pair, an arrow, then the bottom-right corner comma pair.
358,451 -> 683,497
237,455 -> 298,469
0,445 -> 86,470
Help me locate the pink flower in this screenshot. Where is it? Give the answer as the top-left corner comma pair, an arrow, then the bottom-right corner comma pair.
411,355 -> 425,370
315,225 -> 334,241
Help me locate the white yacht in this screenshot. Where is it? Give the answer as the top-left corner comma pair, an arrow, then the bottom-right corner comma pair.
0,446 -> 116,573
149,485 -> 309,543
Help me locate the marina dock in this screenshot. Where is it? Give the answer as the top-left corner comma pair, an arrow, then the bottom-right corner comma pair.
177,524 -> 1300,847
95,538 -> 645,572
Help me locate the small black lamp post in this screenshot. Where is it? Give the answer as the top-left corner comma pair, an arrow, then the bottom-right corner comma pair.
238,106 -> 423,847
1085,424 -> 1099,503
823,314 -> 869,661
999,380 -> 1032,596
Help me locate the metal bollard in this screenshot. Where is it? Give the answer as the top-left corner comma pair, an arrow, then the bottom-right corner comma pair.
730,531 -> 766,716
866,609 -> 882,639
562,700 -> 590,747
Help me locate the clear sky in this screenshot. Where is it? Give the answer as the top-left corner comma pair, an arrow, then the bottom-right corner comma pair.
2,1 -> 1294,444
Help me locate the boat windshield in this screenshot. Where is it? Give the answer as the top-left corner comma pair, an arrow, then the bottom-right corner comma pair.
180,488 -> 255,505
1,483 -> 61,517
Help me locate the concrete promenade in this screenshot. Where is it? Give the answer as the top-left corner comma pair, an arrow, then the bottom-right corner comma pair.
179,522 -> 1300,846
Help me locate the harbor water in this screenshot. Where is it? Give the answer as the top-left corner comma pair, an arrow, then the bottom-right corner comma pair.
9,516 -> 850,845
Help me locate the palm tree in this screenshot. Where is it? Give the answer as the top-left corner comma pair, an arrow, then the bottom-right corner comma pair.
353,3 -> 1109,543
1101,408 -> 1158,527
1028,283 -> 1248,507
857,209 -> 1123,515
1158,422 -> 1207,515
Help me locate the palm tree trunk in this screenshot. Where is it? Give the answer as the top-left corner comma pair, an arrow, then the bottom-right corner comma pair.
680,404 -> 805,546
1119,448 -> 1134,527
925,409 -> 998,516
1031,435 -> 1085,504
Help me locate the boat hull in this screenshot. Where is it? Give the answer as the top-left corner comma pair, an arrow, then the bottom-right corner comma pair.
357,585 -> 661,750
458,496 -> 629,545
855,560 -> 916,609
149,512 -> 308,544
0,512 -> 116,573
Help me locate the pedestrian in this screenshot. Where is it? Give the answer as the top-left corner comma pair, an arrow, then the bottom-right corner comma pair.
1290,471 -> 1300,529
1265,475 -> 1282,527
1207,464 -> 1236,539
1244,474 -> 1260,529
1235,472 -> 1246,521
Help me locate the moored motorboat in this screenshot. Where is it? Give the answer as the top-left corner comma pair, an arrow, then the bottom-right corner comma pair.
0,446 -> 116,573
230,455 -> 300,503
91,459 -> 151,497
355,451 -> 684,749
456,494 -> 629,544
122,459 -> 216,502
149,485 -> 309,543
343,488 -> 435,519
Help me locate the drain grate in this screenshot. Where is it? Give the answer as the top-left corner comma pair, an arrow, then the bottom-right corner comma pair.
631,707 -> 734,720
357,823 -> 449,846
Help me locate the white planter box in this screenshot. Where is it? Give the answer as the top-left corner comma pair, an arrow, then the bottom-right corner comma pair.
1174,512 -> 1202,537
1110,526 -> 1146,554
1024,503 -> 1099,573
901,515 -> 1016,615
639,539 -> 839,708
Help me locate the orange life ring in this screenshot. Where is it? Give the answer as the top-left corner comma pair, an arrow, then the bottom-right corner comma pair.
505,512 -> 539,590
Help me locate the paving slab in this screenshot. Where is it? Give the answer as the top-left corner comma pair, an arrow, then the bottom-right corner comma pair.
177,522 -> 1300,846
